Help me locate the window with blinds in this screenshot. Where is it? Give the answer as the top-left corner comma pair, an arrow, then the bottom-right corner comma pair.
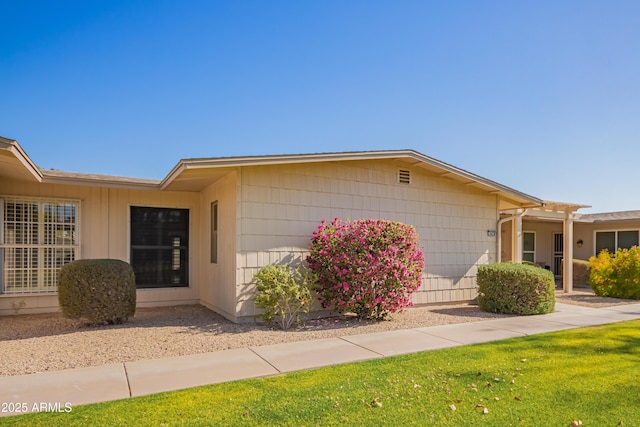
0,197 -> 79,294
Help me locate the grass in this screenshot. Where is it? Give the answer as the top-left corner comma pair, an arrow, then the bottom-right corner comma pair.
3,320 -> 640,426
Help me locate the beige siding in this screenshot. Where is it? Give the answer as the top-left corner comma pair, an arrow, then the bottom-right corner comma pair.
0,179 -> 201,315
235,160 -> 498,318
198,171 -> 239,321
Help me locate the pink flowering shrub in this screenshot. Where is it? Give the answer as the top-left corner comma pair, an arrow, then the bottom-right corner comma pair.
306,218 -> 425,320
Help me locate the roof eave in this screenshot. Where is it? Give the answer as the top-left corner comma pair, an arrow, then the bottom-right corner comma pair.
162,149 -> 544,205
41,171 -> 161,190
0,136 -> 44,182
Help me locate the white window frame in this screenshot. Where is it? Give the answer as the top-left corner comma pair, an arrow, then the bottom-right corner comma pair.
594,229 -> 640,255
0,196 -> 80,294
522,231 -> 536,263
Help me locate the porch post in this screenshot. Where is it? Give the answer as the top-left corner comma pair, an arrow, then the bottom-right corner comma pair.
562,212 -> 574,293
512,213 -> 523,263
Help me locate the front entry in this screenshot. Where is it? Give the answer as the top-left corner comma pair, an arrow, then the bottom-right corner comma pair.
553,232 -> 563,276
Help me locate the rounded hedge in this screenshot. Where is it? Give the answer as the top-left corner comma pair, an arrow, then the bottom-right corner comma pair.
307,218 -> 424,320
477,262 -> 555,315
58,259 -> 136,324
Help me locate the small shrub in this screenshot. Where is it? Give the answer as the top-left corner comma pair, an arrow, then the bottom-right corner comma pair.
589,247 -> 640,299
306,218 -> 424,320
253,264 -> 314,329
477,262 -> 555,315
573,259 -> 591,287
58,259 -> 136,324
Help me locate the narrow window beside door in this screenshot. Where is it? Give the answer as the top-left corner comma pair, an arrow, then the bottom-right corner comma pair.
211,201 -> 218,264
522,232 -> 535,263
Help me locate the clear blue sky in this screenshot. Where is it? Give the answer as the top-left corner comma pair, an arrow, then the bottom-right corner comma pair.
2,1 -> 638,213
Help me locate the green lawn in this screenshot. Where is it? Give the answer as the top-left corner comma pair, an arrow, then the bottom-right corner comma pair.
4,320 -> 640,426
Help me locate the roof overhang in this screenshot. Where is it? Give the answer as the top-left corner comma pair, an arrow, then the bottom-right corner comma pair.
161,149 -> 544,208
41,170 -> 160,190
0,136 -> 161,190
0,138 -> 547,206
505,200 -> 592,221
576,210 -> 640,224
0,136 -> 43,183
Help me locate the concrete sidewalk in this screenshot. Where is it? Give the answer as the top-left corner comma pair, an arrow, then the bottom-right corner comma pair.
2,302 -> 640,417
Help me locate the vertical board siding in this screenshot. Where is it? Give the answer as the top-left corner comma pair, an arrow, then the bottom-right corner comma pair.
0,179 -> 201,315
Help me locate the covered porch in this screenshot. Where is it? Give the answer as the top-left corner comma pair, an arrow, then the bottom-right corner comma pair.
498,201 -> 590,293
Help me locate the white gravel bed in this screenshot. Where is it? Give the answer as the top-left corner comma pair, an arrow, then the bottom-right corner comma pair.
0,289 -> 633,378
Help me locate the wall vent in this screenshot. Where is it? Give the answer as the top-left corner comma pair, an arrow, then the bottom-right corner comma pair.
397,169 -> 411,184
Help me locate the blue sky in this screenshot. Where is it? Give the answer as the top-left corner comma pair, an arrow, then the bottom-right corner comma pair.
2,1 -> 638,213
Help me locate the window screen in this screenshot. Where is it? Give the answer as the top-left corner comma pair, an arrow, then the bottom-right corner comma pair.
130,206 -> 189,288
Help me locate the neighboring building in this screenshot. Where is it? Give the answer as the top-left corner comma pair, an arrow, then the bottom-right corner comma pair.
0,136 -> 632,320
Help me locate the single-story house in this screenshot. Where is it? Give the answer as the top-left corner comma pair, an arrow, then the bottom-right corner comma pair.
0,135 -> 633,321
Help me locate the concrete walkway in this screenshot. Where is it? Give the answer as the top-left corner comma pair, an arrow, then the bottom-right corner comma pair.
2,302 -> 640,417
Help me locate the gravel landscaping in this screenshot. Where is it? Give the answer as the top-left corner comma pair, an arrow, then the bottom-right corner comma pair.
0,289 -> 635,377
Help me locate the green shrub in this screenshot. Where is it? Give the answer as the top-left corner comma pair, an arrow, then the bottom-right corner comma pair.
253,264 -> 314,329
573,259 -> 591,287
589,247 -> 640,299
477,262 -> 555,315
58,259 -> 136,324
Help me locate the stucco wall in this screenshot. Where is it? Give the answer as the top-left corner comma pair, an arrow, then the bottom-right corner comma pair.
0,179 -> 201,315
520,220 -> 564,272
235,159 -> 499,318
574,220 -> 640,260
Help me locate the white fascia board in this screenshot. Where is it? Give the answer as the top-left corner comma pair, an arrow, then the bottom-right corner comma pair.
0,136 -> 44,182
162,149 -> 544,205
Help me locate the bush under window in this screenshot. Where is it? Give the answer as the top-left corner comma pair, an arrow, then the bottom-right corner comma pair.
58,259 -> 136,324
589,247 -> 640,299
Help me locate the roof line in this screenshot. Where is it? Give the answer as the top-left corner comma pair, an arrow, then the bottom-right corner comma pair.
41,169 -> 161,190
0,136 -> 44,182
162,149 -> 544,205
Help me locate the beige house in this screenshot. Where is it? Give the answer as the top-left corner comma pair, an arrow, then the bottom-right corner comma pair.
0,136 -> 632,321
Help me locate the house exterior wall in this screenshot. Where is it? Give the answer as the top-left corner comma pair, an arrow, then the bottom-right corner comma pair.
198,171 -> 239,321
0,179 -> 201,315
501,219 -> 640,280
574,220 -> 640,260
520,220 -> 563,269
234,159 -> 499,319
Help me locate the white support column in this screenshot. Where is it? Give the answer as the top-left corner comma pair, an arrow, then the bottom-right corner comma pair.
563,212 -> 574,293
512,213 -> 523,263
